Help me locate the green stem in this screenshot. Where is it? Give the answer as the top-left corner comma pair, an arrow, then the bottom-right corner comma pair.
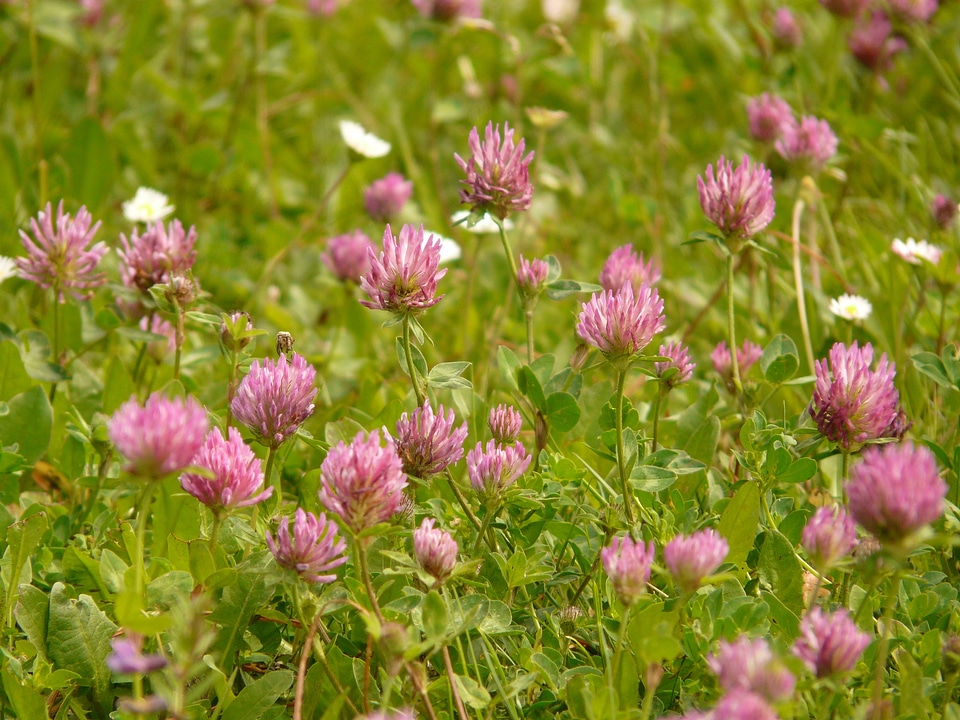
524,308 -> 535,363
254,7 -> 279,217
264,445 -> 280,501
871,570 -> 902,720
651,386 -> 664,453
608,605 -> 632,713
442,645 -> 469,720
402,315 -> 426,407
209,512 -> 223,555
472,503 -> 499,555
134,482 -> 158,599
443,469 -> 482,533
132,342 -> 148,391
495,219 -> 520,293
838,451 -> 850,499
615,368 -> 636,526
80,449 -> 112,527
48,298 -> 62,403
726,251 -> 743,396
356,540 -> 384,622
792,199 -> 816,374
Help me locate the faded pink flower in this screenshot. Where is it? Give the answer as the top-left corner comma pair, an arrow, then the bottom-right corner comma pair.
393,401 -> 468,478
139,314 -> 176,361
109,393 -> 209,480
746,93 -> 796,143
708,636 -> 796,702
576,284 -> 666,363
319,430 -> 408,533
360,224 -> 447,314
802,505 -> 857,569
180,427 -> 273,515
711,340 -> 763,377
848,11 -> 908,74
466,439 -> 531,500
79,0 -> 104,26
488,404 -> 523,444
322,230 -> 376,283
792,607 -> 871,677
414,517 -> 458,583
455,122 -> 534,220
888,0 -> 937,23
697,155 -> 775,241
776,116 -> 839,170
412,0 -> 481,21
819,0 -> 870,17
712,691 -> 778,720
118,219 -> 197,293
601,535 -> 655,607
599,244 -> 660,292
364,173 -> 413,222
664,528 -> 728,593
306,0 -> 338,15
932,194 -> 958,229
655,341 -> 696,387
517,255 -> 549,296
231,352 -> 317,449
17,201 -> 107,303
772,7 -> 802,48
266,508 -> 348,584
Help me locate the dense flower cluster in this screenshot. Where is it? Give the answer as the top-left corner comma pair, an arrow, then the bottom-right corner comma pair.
792,607 -> 871,677
118,219 -> 198,293
488,404 -> 523,444
664,528 -> 728,592
466,439 -> 531,501
266,508 -> 348,584
455,122 -> 534,219
393,401 -> 468,478
746,93 -> 795,143
360,224 -> 446,314
775,116 -> 838,169
576,284 -> 665,362
655,341 -> 696,387
707,636 -> 796,702
231,352 -> 317,449
802,505 -> 857,569
697,155 -> 775,242
711,340 -> 763,378
180,427 -> 273,514
364,173 -> 413,222
517,255 -> 549,296
322,230 -> 376,283
413,517 -> 458,583
598,244 -> 660,292
601,535 -> 655,607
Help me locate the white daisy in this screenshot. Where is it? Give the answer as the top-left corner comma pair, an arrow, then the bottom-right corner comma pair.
451,210 -> 514,234
339,120 -> 391,159
828,294 -> 872,321
122,187 -> 175,223
891,237 -> 942,265
0,256 -> 19,285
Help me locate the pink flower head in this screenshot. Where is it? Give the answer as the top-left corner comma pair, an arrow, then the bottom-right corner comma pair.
576,284 -> 666,363
655,341 -> 696,387
306,0 -> 338,15
107,633 -> 167,675
360,224 -> 447,315
466,439 -> 532,500
819,0 -> 871,17
746,94 -> 796,143
393,401 -> 468,478
488,404 -> 523,444
792,607 -> 871,677
708,636 -> 796,702
601,535 -> 655,607
802,505 -> 856,569
17,201 -> 107,303
847,441 -> 946,544
412,0 -> 482,22
711,340 -> 763,378
772,8 -> 802,49
664,528 -> 729,593
109,393 -> 209,480
517,255 -> 549,296
888,0 -> 938,23
697,155 -> 775,242
599,244 -> 661,292
322,230 -> 376,283
776,115 -> 839,170
118,219 -> 198,293
139,314 -> 176,361
179,427 -> 273,514
809,341 -> 901,450
79,0 -> 104,26
848,11 -> 908,74
364,173 -> 413,222
932,194 -> 958,229
266,508 -> 348,584
712,691 -> 778,720
454,122 -> 534,220
319,430 -> 408,533
414,517 -> 458,583
231,352 -> 317,449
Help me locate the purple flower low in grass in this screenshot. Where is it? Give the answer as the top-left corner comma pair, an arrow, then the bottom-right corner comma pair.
110,393 -> 208,480
393,401 -> 468,478
772,8 -> 802,49
364,172 -> 413,222
775,116 -> 838,170
888,0 -> 938,23
746,93 -> 796,143
576,284 -> 666,364
802,505 -> 856,570
360,224 -> 446,315
819,0 -> 871,17
180,427 -> 273,515
231,352 -> 317,449
455,121 -> 534,220
712,690 -> 778,720
319,430 -> 408,533
414,517 -> 458,584
601,535 -> 655,607
107,634 -> 168,675
322,230 -> 376,283
664,528 -> 729,593
17,201 -> 108,303
848,11 -> 908,75
697,155 -> 775,243
846,441 -> 946,545
118,219 -> 197,293
655,341 -> 696,388
793,607 -> 871,677
488,404 -> 523,444
809,341 -> 901,451
412,0 -> 481,20
599,244 -> 660,292
932,194 -> 958,229
517,255 -> 549,296
708,636 -> 796,702
711,340 -> 763,378
466,439 -> 532,501
266,508 -> 348,584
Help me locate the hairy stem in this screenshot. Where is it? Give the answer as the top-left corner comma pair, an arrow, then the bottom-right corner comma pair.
792,199 -> 816,374
726,251 -> 743,396
402,314 -> 426,407
615,368 -> 636,526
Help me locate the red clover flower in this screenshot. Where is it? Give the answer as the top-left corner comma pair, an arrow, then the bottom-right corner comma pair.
801,505 -> 856,570
393,401 -> 468,478
655,341 -> 696,388
711,340 -> 763,378
322,230 -> 376,283
600,535 -> 655,607
488,404 -> 523,444
712,691 -> 778,720
118,219 -> 198,293
888,0 -> 937,24
663,528 -> 729,593
697,155 -> 775,243
576,284 -> 666,365
360,224 -> 446,315
364,173 -> 413,222
17,201 -> 108,303
746,93 -> 796,143
775,116 -> 839,170
772,8 -> 802,49
266,508 -> 348,584
818,0 -> 871,17
231,352 -> 317,449
598,244 -> 660,292
179,427 -> 273,515
792,607 -> 871,677
413,517 -> 458,584
455,121 -> 534,220
517,255 -> 549,297
466,439 -> 532,502
932,194 -> 958,230
707,636 -> 796,702
412,0 -> 481,20
848,11 -> 908,74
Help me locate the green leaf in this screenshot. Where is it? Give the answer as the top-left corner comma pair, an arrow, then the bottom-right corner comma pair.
761,334 -> 799,384
0,342 -> 32,401
629,464 -> 678,492
65,117 -> 115,211
497,345 -> 521,391
627,602 -> 681,666
47,582 -> 117,713
454,673 -> 491,709
757,531 -> 804,615
518,366 -> 547,412
685,230 -> 724,245
209,553 -> 277,674
4,513 -> 49,625
0,386 -> 53,464
776,457 -> 817,484
421,590 -> 448,639
761,590 -> 800,642
427,361 -> 473,390
14,584 -> 49,660
912,351 -> 954,389
545,391 -> 580,433
222,670 -> 295,720
718,483 -> 760,568
896,649 -> 930,720
395,337 -> 428,379
2,666 -> 48,720
545,279 -> 603,300
675,385 -> 720,465
146,571 -> 194,609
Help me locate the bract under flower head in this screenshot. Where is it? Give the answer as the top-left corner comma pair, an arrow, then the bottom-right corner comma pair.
393,401 -> 468,478
707,636 -> 796,702
17,201 -> 108,303
266,508 -> 348,584
413,517 -> 458,583
775,116 -> 838,170
792,607 -> 871,677
664,528 -> 729,593
455,121 -> 534,220
322,230 -> 376,283
360,224 -> 447,315
576,284 -> 665,365
747,93 -> 796,143
231,352 -> 317,449
829,293 -> 872,321
180,427 -> 273,515
809,341 -> 901,450
339,120 -> 391,158
122,187 -> 175,223
466,439 -> 531,501
847,441 -> 946,545
599,244 -> 660,292
318,430 -> 408,533
891,237 -> 942,265
601,535 -> 655,607
118,219 -> 198,293
697,155 -> 775,242
109,393 -> 209,480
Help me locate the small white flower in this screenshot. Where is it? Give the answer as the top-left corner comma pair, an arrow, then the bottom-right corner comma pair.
339,120 -> 391,159
605,1 -> 634,42
829,294 -> 872,321
0,256 -> 19,285
451,210 -> 514,234
122,187 -> 175,223
891,237 -> 942,265
424,230 -> 462,264
542,0 -> 579,24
